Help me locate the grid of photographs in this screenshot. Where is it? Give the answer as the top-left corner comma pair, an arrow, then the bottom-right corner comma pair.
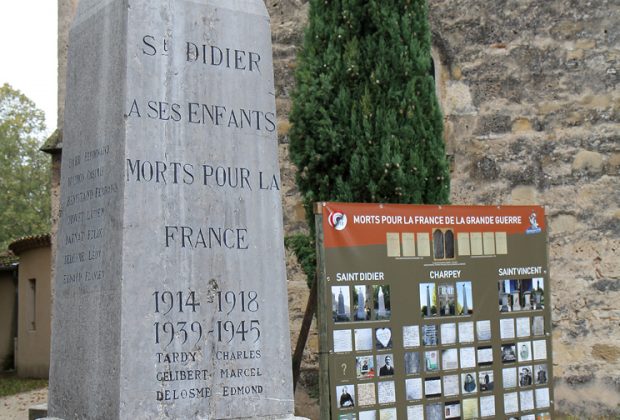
332,287 -> 552,419
333,292 -> 552,418
420,281 -> 474,318
330,269 -> 550,417
401,320 -> 500,419
332,282 -> 399,417
333,285 -> 392,324
498,278 -> 545,313
499,303 -> 551,417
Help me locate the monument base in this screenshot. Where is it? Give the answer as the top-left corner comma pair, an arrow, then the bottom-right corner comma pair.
28,404 -> 48,420
37,416 -> 308,420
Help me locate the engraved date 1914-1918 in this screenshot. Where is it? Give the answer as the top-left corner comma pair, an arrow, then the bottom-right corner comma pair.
153,290 -> 261,347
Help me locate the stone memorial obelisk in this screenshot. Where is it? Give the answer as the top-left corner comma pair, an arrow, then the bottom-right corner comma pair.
49,0 -> 296,418
377,286 -> 386,318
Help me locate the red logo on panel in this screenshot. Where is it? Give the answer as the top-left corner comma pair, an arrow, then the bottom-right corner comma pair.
327,211 -> 348,231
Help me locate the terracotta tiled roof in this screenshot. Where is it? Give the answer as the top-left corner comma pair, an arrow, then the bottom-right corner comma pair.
8,234 -> 51,256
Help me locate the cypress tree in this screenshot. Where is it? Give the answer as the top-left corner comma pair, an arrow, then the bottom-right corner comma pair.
288,0 -> 450,286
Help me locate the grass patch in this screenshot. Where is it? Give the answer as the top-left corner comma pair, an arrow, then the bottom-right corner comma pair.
0,373 -> 47,398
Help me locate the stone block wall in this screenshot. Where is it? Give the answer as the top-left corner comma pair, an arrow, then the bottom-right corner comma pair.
265,0 -> 318,397
267,0 -> 619,416
427,2 -> 619,416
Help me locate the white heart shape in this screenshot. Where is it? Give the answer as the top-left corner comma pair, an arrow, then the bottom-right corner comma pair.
376,328 -> 391,347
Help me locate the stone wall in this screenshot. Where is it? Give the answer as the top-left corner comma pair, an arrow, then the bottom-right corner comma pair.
267,0 -> 619,417
265,0 -> 319,401
429,1 -> 619,416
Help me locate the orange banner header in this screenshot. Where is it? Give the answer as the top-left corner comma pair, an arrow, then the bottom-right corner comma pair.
321,202 -> 545,248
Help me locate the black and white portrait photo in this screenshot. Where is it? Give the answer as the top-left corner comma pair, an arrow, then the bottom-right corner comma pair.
377,354 -> 394,377
501,344 -> 517,363
336,385 -> 355,408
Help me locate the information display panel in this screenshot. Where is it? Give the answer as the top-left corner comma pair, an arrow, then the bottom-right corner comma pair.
318,203 -> 554,419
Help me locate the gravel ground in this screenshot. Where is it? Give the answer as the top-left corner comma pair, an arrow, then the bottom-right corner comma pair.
0,388 -> 47,420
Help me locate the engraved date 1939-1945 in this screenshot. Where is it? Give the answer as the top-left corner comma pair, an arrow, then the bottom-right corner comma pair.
152,290 -> 261,347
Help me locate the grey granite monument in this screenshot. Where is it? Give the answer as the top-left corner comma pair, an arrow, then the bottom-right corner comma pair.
511,291 -> 521,311
377,286 -> 386,318
355,288 -> 365,320
523,291 -> 532,310
337,290 -> 345,316
49,0 -> 297,418
426,285 -> 432,316
461,283 -> 469,314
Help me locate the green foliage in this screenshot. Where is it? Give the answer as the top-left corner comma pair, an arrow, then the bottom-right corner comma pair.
288,0 -> 450,287
0,83 -> 51,249
0,373 -> 48,398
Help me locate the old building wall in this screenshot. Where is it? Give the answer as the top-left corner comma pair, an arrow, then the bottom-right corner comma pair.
11,239 -> 52,379
0,268 -> 17,371
267,0 -> 619,416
